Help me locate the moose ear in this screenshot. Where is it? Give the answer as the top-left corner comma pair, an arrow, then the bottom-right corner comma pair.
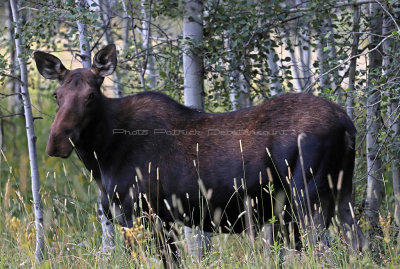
91,44 -> 117,77
34,51 -> 68,83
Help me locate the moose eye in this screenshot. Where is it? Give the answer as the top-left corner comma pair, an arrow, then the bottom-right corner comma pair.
53,93 -> 60,106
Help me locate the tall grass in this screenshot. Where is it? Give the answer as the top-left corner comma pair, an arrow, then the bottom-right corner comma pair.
0,144 -> 399,268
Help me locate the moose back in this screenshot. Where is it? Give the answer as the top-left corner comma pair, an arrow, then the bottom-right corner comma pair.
34,44 -> 365,263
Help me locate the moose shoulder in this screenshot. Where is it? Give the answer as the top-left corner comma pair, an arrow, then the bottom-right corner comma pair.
34,45 -> 365,265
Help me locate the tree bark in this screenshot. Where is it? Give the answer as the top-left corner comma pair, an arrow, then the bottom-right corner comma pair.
10,0 -> 44,262
141,0 -> 157,89
292,0 -> 312,92
266,39 -> 282,96
382,9 -> 400,244
296,25 -> 311,90
6,1 -> 22,114
364,3 -> 384,233
316,21 -> 329,90
284,33 -> 303,92
122,7 -> 130,52
125,0 -> 146,91
326,16 -> 339,93
183,0 -> 204,109
183,0 -> 212,258
99,0 -> 123,97
77,0 -> 115,251
77,0 -> 92,68
346,4 -> 361,122
225,35 -> 251,110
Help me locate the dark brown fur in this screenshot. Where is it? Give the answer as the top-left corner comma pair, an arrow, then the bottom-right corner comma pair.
34,45 -> 366,266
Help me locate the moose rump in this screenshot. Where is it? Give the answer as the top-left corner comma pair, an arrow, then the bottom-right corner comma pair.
146,93 -> 365,248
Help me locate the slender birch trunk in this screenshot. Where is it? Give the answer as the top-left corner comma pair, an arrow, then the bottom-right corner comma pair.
297,25 -> 311,90
122,10 -> 130,52
267,40 -> 282,96
77,0 -> 115,251
120,0 -> 131,93
285,34 -> 303,92
291,0 -> 311,91
77,0 -> 91,68
183,0 -> 204,109
382,11 -> 400,245
346,4 -> 361,122
99,0 -> 122,97
316,16 -> 338,93
389,92 -> 400,246
141,0 -> 157,89
316,21 -> 329,90
282,24 -> 304,93
364,3 -> 384,233
6,1 -> 22,114
124,0 -> 146,91
10,0 -> 44,262
225,35 -> 251,110
182,0 -> 212,259
326,17 -> 339,93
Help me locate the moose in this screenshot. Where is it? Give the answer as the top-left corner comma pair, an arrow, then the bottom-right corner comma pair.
34,44 -> 366,267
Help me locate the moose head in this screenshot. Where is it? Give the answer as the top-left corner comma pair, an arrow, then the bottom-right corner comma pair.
34,45 -> 117,158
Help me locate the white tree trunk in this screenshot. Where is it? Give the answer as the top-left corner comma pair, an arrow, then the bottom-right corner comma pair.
10,0 -> 44,262
382,11 -> 400,240
365,3 -> 384,232
6,1 -> 22,114
120,0 -> 130,52
297,26 -> 311,90
266,40 -> 282,96
122,17 -> 130,52
77,0 -> 91,68
183,0 -> 211,258
99,0 -> 122,97
326,17 -> 339,92
316,19 -> 330,90
141,0 -> 157,89
229,70 -> 251,110
121,0 -> 146,91
224,35 -> 251,110
390,94 -> 400,234
346,5 -> 361,122
77,0 -> 115,251
183,0 -> 204,109
285,35 -> 304,92
292,0 -> 311,91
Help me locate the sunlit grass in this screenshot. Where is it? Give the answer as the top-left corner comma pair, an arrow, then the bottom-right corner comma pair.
1,151 -> 399,269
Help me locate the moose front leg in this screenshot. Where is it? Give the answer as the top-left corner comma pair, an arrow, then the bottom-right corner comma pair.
97,187 -> 115,252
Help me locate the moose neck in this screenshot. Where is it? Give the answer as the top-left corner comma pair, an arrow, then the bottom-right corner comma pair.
74,95 -> 125,180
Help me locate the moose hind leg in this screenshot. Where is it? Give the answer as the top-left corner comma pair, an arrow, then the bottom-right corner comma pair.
311,192 -> 333,248
338,132 -> 367,251
338,187 -> 367,251
291,135 -> 334,248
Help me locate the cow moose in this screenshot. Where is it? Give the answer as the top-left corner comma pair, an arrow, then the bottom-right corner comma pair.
34,44 -> 366,267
